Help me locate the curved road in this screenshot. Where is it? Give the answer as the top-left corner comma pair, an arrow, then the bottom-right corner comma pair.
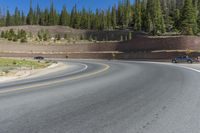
0,60 -> 200,133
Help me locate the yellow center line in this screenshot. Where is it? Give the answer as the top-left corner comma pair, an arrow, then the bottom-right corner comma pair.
0,63 -> 110,94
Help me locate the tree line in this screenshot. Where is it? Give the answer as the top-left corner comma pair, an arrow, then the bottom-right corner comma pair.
0,0 -> 200,35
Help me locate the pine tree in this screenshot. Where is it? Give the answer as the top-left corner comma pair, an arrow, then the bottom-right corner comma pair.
1,0 -> 200,35
146,13 -> 153,32
55,10 -> 60,25
107,8 -> 112,29
124,0 -> 132,28
14,7 -> 21,25
6,10 -> 11,26
153,0 -> 165,34
146,0 -> 154,32
59,5 -> 69,26
193,0 -> 198,33
21,11 -> 26,25
80,8 -> 88,29
111,5 -> 117,29
70,5 -> 76,28
95,10 -> 105,30
70,5 -> 80,28
197,0 -> 200,31
117,1 -> 124,28
35,4 -> 41,25
180,0 -> 197,35
27,0 -> 33,25
87,10 -> 92,29
134,0 -> 142,31
33,11 -> 37,25
162,0 -> 174,32
173,9 -> 181,30
43,8 -> 49,25
146,0 -> 165,35
124,2 -> 129,28
90,13 -> 95,29
49,1 -> 56,25
0,8 -> 5,26
141,0 -> 148,31
94,9 -> 100,30
39,11 -> 45,25
99,10 -> 106,30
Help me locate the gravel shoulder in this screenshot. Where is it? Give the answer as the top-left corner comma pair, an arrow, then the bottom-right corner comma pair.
0,62 -> 68,83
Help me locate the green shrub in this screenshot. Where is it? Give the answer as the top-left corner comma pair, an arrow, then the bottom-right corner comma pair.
29,32 -> 33,38
13,35 -> 18,42
80,34 -> 84,40
38,31 -> 42,41
94,36 -> 97,41
8,36 -> 12,41
20,37 -> 27,43
1,31 -> 5,38
106,35 -> 109,41
1,29 -> 28,42
37,29 -> 49,41
43,33 -> 48,41
120,35 -> 123,41
12,60 -> 17,65
21,30 -> 27,37
89,35 -> 93,41
125,35 -> 128,41
9,29 -> 15,36
45,61 -> 50,64
64,34 -> 68,39
128,32 -> 132,40
13,37 -> 18,42
56,34 -> 61,40
4,31 -> 9,38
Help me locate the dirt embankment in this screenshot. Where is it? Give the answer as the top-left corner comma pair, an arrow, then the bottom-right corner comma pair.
1,36 -> 200,59
119,36 -> 200,52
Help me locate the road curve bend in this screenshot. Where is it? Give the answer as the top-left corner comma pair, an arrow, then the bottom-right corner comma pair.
0,60 -> 200,133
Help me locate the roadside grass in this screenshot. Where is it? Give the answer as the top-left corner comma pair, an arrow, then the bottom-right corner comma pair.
0,58 -> 51,75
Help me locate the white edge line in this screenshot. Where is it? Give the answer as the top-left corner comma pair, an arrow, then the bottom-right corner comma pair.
0,63 -> 88,84
0,63 -> 108,94
30,63 -> 88,81
121,60 -> 200,73
62,63 -> 88,76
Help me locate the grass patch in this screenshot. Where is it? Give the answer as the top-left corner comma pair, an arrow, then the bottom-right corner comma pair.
0,58 -> 50,69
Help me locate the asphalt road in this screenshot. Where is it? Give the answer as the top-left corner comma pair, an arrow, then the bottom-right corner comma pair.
0,60 -> 200,133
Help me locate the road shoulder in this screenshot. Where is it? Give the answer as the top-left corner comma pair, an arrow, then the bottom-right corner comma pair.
0,62 -> 68,83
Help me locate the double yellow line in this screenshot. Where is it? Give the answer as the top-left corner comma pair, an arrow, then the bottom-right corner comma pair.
0,63 -> 110,94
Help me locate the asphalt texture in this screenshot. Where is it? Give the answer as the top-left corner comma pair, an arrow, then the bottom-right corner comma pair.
0,60 -> 200,133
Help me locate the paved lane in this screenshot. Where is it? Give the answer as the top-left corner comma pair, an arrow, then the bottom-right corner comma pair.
0,60 -> 200,133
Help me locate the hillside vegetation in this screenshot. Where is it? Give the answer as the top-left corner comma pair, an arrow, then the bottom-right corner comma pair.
0,26 -> 134,44
0,0 -> 199,36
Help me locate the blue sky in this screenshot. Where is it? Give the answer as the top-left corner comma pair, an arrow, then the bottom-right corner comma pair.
0,0 -> 134,15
